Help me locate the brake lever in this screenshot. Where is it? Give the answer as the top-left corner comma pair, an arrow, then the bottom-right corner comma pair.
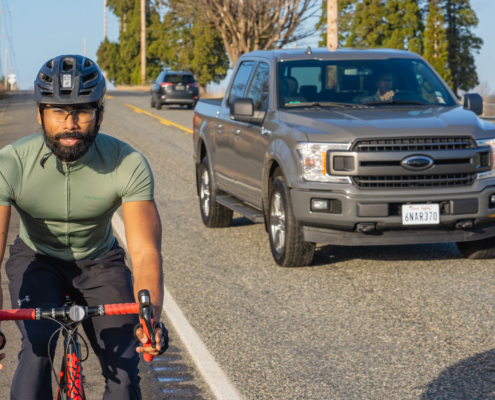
138,289 -> 155,362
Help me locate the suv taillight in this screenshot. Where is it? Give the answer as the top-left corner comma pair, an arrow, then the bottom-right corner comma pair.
187,82 -> 199,88
161,82 -> 173,87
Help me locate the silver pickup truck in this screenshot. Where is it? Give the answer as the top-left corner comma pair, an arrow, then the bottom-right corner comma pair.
192,48 -> 495,267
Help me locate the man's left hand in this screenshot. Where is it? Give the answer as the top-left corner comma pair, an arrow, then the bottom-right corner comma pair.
135,322 -> 169,356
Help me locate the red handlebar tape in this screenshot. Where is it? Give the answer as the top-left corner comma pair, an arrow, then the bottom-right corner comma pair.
104,303 -> 140,315
0,309 -> 36,321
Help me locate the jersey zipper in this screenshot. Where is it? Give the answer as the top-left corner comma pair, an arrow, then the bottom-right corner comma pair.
65,162 -> 70,252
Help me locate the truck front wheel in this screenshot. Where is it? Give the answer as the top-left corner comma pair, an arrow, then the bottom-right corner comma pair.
268,175 -> 315,267
199,157 -> 233,228
456,238 -> 495,259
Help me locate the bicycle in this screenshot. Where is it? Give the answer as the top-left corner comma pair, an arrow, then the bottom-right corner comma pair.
0,289 -> 158,400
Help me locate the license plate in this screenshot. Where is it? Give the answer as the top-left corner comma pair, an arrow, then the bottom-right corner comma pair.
402,204 -> 440,225
175,86 -> 185,91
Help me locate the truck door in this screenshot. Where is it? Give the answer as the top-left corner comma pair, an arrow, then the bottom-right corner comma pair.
214,60 -> 256,198
233,61 -> 270,206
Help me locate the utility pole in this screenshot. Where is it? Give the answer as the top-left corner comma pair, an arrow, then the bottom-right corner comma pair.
84,37 -> 87,57
104,0 -> 107,39
4,49 -> 7,90
140,0 -> 146,85
327,0 -> 338,51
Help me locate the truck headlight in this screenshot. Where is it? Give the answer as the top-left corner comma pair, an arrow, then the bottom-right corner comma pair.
295,142 -> 352,183
476,138 -> 495,180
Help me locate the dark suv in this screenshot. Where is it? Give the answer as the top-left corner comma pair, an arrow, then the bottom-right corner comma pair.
150,71 -> 199,109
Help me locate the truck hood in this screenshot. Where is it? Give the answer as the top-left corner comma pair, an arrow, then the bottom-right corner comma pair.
278,106 -> 495,142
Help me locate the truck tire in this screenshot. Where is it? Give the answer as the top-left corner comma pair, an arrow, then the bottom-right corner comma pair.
268,175 -> 315,267
456,238 -> 495,259
199,157 -> 233,228
156,101 -> 162,110
150,96 -> 156,108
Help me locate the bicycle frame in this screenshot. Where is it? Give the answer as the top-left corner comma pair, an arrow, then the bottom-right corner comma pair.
0,290 -> 156,400
53,328 -> 84,399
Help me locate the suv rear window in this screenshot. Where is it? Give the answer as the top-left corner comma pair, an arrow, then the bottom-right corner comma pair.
164,74 -> 195,84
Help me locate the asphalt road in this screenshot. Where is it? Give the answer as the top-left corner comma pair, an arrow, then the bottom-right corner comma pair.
2,90 -> 495,399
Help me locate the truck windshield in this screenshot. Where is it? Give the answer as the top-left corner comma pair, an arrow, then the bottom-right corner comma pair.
277,58 -> 457,109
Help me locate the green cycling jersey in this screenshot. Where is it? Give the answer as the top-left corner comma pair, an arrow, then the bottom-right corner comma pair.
0,133 -> 154,260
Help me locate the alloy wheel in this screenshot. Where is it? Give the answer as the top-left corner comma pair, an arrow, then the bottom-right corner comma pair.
200,169 -> 210,217
270,192 -> 286,255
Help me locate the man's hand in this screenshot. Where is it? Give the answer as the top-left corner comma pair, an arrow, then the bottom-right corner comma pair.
381,90 -> 395,101
135,324 -> 169,357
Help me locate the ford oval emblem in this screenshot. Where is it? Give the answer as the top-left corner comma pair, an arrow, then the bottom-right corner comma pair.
401,156 -> 434,171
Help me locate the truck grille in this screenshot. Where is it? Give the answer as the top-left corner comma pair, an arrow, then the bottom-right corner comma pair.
353,137 -> 475,152
353,173 -> 476,189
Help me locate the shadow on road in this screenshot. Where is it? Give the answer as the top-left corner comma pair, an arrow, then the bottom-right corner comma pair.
311,242 -> 462,266
421,349 -> 495,399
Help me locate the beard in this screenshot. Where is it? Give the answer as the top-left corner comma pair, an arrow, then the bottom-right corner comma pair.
43,128 -> 98,162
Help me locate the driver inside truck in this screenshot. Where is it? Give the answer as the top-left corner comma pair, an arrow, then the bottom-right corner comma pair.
361,69 -> 395,102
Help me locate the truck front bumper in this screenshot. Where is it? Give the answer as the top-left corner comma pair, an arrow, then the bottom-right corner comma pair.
291,187 -> 495,246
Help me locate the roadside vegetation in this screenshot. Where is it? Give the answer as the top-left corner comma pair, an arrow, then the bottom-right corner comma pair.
97,0 -> 483,97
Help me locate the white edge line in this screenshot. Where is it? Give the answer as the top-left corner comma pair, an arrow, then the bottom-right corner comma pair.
111,213 -> 243,400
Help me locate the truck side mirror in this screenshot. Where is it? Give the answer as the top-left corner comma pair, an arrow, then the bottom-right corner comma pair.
230,98 -> 265,125
464,93 -> 483,116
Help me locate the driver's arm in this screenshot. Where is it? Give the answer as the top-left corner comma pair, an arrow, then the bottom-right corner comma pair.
0,205 -> 11,369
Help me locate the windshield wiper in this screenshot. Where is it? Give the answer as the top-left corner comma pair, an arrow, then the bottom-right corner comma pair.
284,101 -> 362,108
362,100 -> 431,106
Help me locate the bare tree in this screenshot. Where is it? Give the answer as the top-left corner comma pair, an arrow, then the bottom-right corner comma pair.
167,0 -> 319,67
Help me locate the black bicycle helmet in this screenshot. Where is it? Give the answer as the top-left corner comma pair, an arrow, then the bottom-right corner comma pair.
34,55 -> 106,107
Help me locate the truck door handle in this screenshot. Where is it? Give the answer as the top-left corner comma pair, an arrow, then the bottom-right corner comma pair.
232,129 -> 241,135
214,123 -> 223,128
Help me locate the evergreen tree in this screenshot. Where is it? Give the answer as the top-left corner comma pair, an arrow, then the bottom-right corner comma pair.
444,0 -> 483,95
98,0 -> 228,89
97,0 -> 164,85
159,10 -> 229,93
318,0 -> 422,52
423,0 -> 451,85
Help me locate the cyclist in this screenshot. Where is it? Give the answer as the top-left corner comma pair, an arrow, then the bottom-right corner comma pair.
0,55 -> 168,400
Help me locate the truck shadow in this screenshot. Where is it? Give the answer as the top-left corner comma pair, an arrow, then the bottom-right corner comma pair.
312,242 -> 462,266
420,349 -> 495,399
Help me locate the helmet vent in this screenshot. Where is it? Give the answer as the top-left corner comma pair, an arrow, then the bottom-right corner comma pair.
82,71 -> 98,83
45,60 -> 53,69
61,90 -> 72,96
39,72 -> 52,83
84,59 -> 93,68
62,59 -> 74,71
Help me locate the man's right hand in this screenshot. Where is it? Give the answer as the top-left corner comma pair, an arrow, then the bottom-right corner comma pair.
381,90 -> 395,101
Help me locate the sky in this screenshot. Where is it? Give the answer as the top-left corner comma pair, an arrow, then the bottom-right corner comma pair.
1,0 -> 494,94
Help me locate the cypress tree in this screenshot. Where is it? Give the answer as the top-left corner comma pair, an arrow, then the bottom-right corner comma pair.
444,0 -> 483,95
423,0 -> 451,85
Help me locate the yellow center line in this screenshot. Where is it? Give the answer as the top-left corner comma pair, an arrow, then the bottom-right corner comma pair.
105,94 -> 114,99
125,103 -> 192,134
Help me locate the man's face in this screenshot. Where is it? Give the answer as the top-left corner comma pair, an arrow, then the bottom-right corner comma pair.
38,104 -> 104,162
376,74 -> 393,94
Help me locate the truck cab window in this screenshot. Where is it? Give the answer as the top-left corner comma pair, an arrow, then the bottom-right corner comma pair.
247,62 -> 270,111
228,61 -> 255,106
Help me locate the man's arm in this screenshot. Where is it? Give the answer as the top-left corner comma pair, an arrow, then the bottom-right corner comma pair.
122,200 -> 165,355
0,205 -> 11,369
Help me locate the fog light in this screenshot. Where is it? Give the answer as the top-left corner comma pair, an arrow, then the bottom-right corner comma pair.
356,223 -> 376,232
311,199 -> 329,211
491,195 -> 495,203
